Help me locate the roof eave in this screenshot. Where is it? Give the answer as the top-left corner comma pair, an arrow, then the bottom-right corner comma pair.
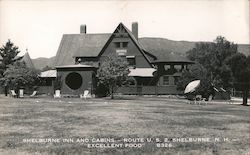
151,61 -> 195,64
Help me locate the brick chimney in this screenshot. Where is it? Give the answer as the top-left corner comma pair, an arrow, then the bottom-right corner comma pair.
80,24 -> 86,34
132,22 -> 138,40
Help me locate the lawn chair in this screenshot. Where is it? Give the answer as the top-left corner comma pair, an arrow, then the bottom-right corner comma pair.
19,89 -> 24,98
54,90 -> 61,98
195,95 -> 207,105
228,95 -> 233,104
10,90 -> 17,98
30,91 -> 37,97
187,95 -> 206,105
80,90 -> 90,100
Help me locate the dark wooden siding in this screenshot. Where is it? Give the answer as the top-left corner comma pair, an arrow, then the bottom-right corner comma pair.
57,69 -> 94,95
116,85 -> 182,95
100,35 -> 151,68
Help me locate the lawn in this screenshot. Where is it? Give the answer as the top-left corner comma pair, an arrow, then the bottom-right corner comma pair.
0,96 -> 249,155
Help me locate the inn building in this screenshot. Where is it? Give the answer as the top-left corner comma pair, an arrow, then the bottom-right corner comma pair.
41,22 -> 194,96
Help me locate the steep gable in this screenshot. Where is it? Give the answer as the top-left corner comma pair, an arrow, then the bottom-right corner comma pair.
21,52 -> 35,68
98,23 -> 153,68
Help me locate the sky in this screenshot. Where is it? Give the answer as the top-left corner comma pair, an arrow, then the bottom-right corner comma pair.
0,0 -> 249,59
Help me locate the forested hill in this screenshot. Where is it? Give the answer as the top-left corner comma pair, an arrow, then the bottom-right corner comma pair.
139,37 -> 250,57
31,38 -> 250,70
32,56 -> 55,70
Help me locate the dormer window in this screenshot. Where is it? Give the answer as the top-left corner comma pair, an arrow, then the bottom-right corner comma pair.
114,42 -> 120,48
113,42 -> 128,48
126,56 -> 136,67
75,57 -> 82,64
77,58 -> 81,63
122,42 -> 128,48
114,41 -> 129,56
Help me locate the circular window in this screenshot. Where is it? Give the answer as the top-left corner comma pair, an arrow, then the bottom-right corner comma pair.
65,72 -> 82,90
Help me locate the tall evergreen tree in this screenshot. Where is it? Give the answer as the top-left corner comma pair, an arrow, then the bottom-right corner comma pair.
0,40 -> 23,77
0,40 -> 23,95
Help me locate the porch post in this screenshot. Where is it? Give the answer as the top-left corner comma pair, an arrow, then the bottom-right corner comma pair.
155,85 -> 158,96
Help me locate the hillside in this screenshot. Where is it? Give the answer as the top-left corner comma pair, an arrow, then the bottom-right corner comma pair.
139,37 -> 250,57
31,38 -> 250,69
32,56 -> 55,70
237,44 -> 250,56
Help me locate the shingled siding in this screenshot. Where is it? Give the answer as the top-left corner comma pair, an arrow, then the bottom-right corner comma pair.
100,40 -> 151,68
57,69 -> 95,95
54,34 -> 111,66
37,86 -> 54,95
116,85 -> 182,95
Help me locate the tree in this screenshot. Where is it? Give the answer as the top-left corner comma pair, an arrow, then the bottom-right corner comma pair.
0,62 -> 40,97
226,53 -> 250,105
0,40 -> 23,76
97,54 -> 130,99
187,36 -> 237,90
177,63 -> 214,99
0,40 -> 23,95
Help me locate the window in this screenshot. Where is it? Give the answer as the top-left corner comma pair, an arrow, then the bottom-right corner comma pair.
164,65 -> 170,70
75,57 -> 82,64
175,65 -> 182,71
174,76 -> 180,85
122,42 -> 128,48
114,42 -> 128,48
65,72 -> 82,90
126,56 -> 136,66
127,77 -> 136,86
114,42 -> 120,48
163,76 -> 169,85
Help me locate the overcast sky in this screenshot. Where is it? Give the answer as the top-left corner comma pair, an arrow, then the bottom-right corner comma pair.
0,0 -> 249,59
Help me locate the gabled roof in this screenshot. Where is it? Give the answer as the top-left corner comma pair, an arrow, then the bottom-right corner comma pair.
120,23 -> 153,67
129,68 -> 156,77
55,64 -> 96,69
53,23 -> 195,67
73,33 -> 111,57
97,23 -> 153,67
40,69 -> 57,78
21,52 -> 35,68
54,33 -> 111,66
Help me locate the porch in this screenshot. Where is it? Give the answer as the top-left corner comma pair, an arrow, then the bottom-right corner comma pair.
116,85 -> 182,95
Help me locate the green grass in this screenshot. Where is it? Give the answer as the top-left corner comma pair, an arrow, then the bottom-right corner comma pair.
0,97 -> 249,155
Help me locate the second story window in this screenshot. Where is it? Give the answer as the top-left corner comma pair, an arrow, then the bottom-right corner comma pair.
114,41 -> 129,48
75,57 -> 82,64
122,42 -> 128,48
114,42 -> 120,48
